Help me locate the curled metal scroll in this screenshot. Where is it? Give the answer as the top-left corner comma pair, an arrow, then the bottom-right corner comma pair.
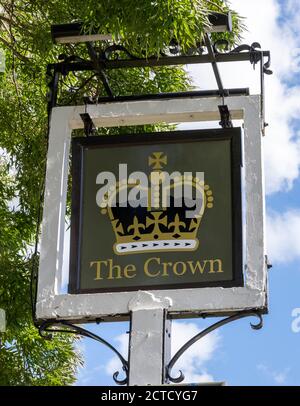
103,44 -> 139,61
213,39 -> 230,54
39,320 -> 129,385
101,40 -> 205,61
230,42 -> 273,74
165,311 -> 263,384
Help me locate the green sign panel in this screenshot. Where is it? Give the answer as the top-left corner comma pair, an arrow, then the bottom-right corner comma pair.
69,129 -> 243,293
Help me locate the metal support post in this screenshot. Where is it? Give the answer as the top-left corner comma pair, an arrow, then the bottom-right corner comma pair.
128,292 -> 172,385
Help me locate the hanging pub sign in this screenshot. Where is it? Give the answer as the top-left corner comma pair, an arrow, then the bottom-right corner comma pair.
69,128 -> 243,294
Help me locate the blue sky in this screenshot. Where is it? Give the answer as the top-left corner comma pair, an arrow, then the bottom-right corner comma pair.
75,0 -> 300,386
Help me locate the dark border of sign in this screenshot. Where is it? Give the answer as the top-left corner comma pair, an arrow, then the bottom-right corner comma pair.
69,128 -> 243,294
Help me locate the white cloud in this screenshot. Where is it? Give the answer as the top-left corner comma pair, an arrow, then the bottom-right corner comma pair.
257,363 -> 290,385
285,0 -> 300,37
105,333 -> 128,379
105,321 -> 220,384
273,371 -> 289,385
267,210 -> 300,263
187,0 -> 300,194
76,364 -> 105,386
75,340 -> 96,386
170,321 -> 220,383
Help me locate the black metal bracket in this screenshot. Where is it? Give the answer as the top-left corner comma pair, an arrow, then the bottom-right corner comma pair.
80,112 -> 96,136
86,42 -> 114,98
204,33 -> 225,97
39,320 -> 129,385
47,37 -> 272,133
265,254 -> 273,270
230,42 -> 272,134
165,311 -> 263,383
218,104 -> 233,129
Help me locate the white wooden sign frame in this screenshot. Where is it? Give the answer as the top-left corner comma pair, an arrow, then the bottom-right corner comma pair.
36,95 -> 268,322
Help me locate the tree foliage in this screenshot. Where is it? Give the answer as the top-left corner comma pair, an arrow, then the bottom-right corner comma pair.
0,0 -> 243,385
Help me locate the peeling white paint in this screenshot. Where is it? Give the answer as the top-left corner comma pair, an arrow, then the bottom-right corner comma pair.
128,291 -> 172,312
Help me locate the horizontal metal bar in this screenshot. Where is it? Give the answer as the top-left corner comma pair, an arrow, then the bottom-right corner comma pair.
103,51 -> 269,69
93,88 -> 250,104
49,51 -> 270,74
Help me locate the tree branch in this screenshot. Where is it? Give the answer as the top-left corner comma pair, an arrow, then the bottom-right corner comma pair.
0,35 -> 29,63
203,0 -> 226,13
0,15 -> 12,25
0,14 -> 33,36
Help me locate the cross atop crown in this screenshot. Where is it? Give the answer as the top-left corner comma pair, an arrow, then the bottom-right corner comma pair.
148,152 -> 167,170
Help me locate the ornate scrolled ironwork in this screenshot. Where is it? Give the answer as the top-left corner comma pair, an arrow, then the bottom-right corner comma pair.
102,44 -> 139,61
165,311 -> 263,384
39,320 -> 129,385
46,34 -> 272,134
100,41 -> 205,61
96,40 -> 273,77
47,35 -> 272,106
213,39 -> 230,54
230,42 -> 273,74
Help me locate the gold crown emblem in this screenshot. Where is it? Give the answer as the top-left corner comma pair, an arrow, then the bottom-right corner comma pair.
100,152 -> 213,255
